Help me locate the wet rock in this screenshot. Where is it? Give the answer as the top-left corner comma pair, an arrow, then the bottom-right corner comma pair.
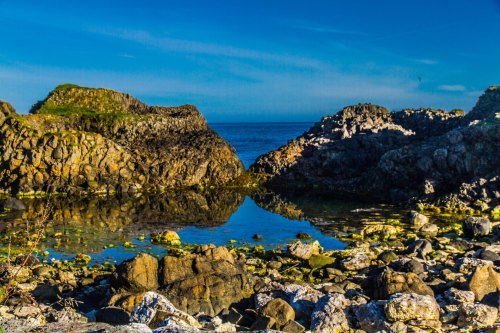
340,253 -> 371,271
96,306 -> 130,325
465,263 -> 500,301
372,268 -> 434,300
462,216 -> 491,238
287,241 -> 321,260
261,298 -> 295,328
409,211 -> 428,226
457,303 -> 498,329
310,294 -> 350,333
384,293 -> 440,322
252,234 -> 263,241
129,291 -> 200,329
159,246 -> 252,316
111,253 -> 159,292
296,232 -> 312,240
32,284 -> 62,303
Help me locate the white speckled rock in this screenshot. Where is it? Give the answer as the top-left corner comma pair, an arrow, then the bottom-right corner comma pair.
310,294 -> 350,333
384,293 -> 440,322
288,241 -> 321,260
130,292 -> 200,329
340,253 -> 371,271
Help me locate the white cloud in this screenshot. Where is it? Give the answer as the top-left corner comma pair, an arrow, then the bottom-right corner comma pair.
438,84 -> 466,92
414,58 -> 438,65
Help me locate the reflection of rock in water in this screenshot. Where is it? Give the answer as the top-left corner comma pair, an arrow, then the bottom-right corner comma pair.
0,190 -> 244,253
252,191 -> 398,235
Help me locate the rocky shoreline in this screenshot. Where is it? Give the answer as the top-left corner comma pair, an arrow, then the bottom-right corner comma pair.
1,211 -> 499,332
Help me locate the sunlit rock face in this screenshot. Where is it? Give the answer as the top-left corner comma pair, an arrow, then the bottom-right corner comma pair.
251,87 -> 500,211
0,84 -> 244,196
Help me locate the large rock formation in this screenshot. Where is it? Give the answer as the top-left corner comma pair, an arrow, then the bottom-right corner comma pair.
251,86 -> 500,211
0,84 -> 244,196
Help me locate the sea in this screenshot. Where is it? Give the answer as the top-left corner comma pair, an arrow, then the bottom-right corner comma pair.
0,122 -> 411,263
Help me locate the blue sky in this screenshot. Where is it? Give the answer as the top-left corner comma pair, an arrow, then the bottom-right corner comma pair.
0,1 -> 499,122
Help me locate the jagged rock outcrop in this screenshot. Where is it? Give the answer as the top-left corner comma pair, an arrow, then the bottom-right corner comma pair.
251,86 -> 500,210
0,84 -> 244,196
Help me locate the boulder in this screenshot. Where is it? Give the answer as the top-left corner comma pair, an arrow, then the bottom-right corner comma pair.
409,211 -> 428,226
129,291 -> 200,329
372,268 -> 434,300
407,239 -> 433,257
158,246 -> 252,316
287,241 -> 321,260
310,294 -> 350,333
111,253 -> 159,292
384,293 -> 440,322
340,253 -> 371,271
261,298 -> 295,328
465,263 -> 500,301
457,303 -> 498,329
462,216 -> 491,238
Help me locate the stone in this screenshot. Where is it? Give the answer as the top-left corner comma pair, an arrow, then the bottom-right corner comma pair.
378,251 -> 398,264
310,294 -> 350,333
385,293 -> 440,322
409,211 -> 428,226
57,271 -> 77,287
111,253 -> 159,292
32,284 -> 62,303
95,307 -> 130,325
288,241 -> 321,260
372,268 -> 434,300
129,291 -> 200,329
457,303 -> 498,328
353,301 -> 391,332
261,298 -> 295,328
444,288 -> 475,305
340,253 -> 371,271
308,254 -> 335,269
462,216 -> 491,238
466,263 -> 500,301
158,246 -> 252,316
12,305 -> 41,318
282,320 -> 305,333
249,316 -> 275,330
407,239 -> 433,257
419,223 -> 438,238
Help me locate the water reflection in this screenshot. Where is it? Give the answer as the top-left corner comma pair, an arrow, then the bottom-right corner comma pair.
0,189 -> 407,262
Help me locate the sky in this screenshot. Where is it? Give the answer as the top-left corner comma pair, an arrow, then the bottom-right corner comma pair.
0,1 -> 499,122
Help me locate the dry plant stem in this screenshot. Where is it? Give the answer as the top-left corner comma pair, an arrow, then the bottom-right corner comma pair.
2,197 -> 52,305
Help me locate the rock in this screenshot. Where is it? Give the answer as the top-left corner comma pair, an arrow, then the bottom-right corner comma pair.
296,232 -> 312,240
249,316 -> 275,330
252,234 -> 263,241
407,239 -> 433,257
308,254 -> 335,269
353,301 -> 391,332
419,223 -> 438,238
285,284 -> 325,319
378,251 -> 398,264
409,211 -> 428,226
261,298 -> 295,328
465,263 -> 500,301
287,241 -> 321,260
457,303 -> 498,329
372,268 -> 434,300
282,320 -> 305,333
0,84 -> 244,196
57,270 -> 77,287
152,231 -> 181,246
158,246 -> 252,316
444,288 -> 475,305
250,87 -> 500,210
0,198 -> 25,211
96,306 -> 130,325
129,291 -> 200,329
384,293 -> 440,322
111,253 -> 159,292
340,253 -> 371,271
12,305 -> 41,318
463,216 -> 491,238
310,294 -> 350,333
32,284 -> 62,303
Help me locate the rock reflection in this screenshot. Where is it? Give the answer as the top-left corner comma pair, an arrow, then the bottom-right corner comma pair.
0,190 -> 244,254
